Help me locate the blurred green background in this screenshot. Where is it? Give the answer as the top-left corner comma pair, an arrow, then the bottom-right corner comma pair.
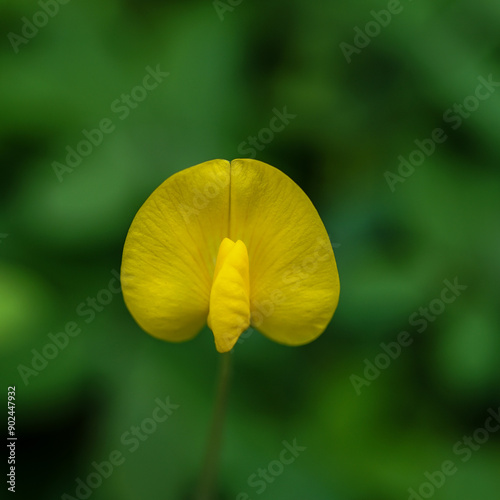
1,0 -> 500,499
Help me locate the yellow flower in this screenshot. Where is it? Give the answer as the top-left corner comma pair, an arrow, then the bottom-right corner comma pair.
121,159 -> 340,353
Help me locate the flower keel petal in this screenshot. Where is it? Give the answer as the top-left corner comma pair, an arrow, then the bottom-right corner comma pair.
208,238 -> 250,353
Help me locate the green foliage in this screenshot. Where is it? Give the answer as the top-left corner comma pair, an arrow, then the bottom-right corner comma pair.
1,0 -> 499,499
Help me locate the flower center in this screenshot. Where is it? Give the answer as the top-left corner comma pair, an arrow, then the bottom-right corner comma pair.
207,238 -> 250,352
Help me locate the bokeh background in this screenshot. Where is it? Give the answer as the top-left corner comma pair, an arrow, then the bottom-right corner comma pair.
1,1 -> 500,499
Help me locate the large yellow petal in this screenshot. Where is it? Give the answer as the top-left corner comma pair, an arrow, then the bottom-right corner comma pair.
121,159 -> 230,342
229,159 -> 340,346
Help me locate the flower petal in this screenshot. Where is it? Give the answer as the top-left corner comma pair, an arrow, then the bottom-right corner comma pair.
229,159 -> 340,346
121,159 -> 230,342
208,238 -> 251,353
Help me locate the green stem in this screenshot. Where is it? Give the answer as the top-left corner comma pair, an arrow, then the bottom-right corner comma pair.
195,351 -> 233,500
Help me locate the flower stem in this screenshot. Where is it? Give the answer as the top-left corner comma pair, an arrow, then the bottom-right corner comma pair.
195,351 -> 233,500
